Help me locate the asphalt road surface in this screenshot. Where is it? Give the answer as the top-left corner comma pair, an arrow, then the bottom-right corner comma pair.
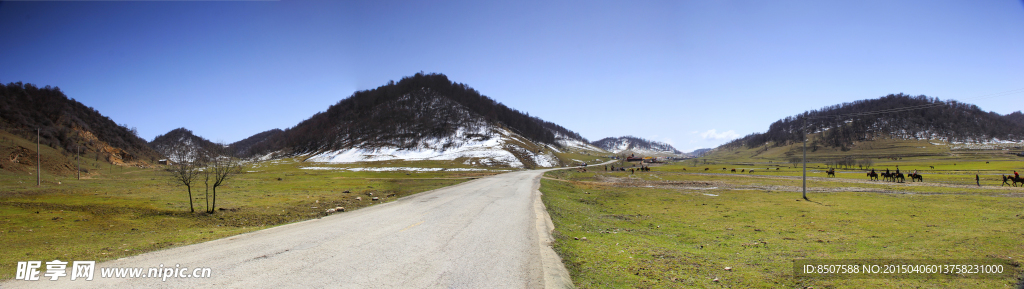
5,169 -> 577,288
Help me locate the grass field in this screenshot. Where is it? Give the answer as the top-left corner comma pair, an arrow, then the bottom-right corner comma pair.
541,159 -> 1024,288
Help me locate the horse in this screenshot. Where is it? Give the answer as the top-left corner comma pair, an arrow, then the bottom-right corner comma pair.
1003,175 -> 1012,187
826,169 -> 835,178
776,168 -> 780,171
893,173 -> 905,183
749,170 -> 755,173
731,169 -> 736,173
867,172 -> 878,181
1011,176 -> 1024,187
704,168 -> 709,171
881,172 -> 893,182
741,169 -> 746,172
908,173 -> 923,182
929,166 -> 934,169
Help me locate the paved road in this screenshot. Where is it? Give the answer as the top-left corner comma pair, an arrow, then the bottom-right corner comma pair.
5,169 -> 576,288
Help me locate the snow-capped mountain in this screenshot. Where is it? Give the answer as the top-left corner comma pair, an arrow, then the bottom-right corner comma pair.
241,73 -> 596,168
592,136 -> 682,155
149,128 -> 223,161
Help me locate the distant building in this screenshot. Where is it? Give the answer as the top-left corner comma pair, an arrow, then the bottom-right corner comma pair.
158,159 -> 173,165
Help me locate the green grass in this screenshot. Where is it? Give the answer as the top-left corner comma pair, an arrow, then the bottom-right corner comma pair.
0,157 -> 496,280
541,169 -> 1024,288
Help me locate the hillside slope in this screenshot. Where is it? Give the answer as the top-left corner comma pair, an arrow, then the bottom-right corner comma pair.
243,73 -> 600,168
0,82 -> 161,173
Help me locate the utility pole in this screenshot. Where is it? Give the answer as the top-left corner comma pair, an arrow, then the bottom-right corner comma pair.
77,145 -> 81,180
802,118 -> 808,200
36,128 -> 41,186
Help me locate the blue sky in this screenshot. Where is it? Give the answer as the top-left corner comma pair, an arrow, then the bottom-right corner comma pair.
2,1 -> 1022,152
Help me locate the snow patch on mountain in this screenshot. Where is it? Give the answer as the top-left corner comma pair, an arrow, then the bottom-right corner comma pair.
592,136 -> 681,155
304,125 -> 561,168
533,153 -> 559,167
553,132 -> 605,152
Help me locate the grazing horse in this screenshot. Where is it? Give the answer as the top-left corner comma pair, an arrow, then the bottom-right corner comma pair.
929,166 -> 934,169
731,169 -> 736,172
776,168 -> 780,171
867,172 -> 879,181
749,170 -> 755,173
826,169 -> 835,178
908,173 -> 923,182
704,168 -> 709,171
741,169 -> 746,172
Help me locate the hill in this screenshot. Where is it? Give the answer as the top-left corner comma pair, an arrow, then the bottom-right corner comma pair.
1005,111 -> 1024,126
0,82 -> 161,174
722,93 -> 1024,151
591,136 -> 681,156
242,73 -> 601,168
148,128 -> 224,160
689,148 -> 713,157
227,129 -> 282,157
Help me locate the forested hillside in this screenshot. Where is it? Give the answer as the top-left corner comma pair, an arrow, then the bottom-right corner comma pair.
228,129 -> 282,156
0,82 -> 161,166
241,73 -> 586,157
723,94 -> 1024,150
1005,111 -> 1024,126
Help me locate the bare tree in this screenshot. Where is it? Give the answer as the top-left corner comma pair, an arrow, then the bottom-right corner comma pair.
167,142 -> 201,213
209,153 -> 242,213
857,158 -> 874,170
200,146 -> 242,214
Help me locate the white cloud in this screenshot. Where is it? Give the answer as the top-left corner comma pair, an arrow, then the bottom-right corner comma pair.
699,129 -> 739,140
